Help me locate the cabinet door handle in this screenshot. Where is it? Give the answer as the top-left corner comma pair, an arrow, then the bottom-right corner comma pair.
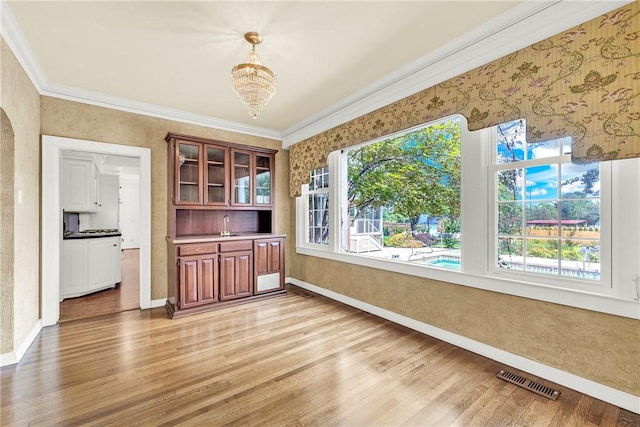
113,244 -> 117,247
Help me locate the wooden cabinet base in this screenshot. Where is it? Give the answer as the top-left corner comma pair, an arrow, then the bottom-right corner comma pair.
165,288 -> 287,319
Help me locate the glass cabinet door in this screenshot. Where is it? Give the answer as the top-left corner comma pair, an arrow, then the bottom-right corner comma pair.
232,150 -> 252,205
255,154 -> 273,205
204,145 -> 228,205
176,142 -> 202,204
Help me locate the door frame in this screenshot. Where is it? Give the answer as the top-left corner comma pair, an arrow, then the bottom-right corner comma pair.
41,135 -> 152,326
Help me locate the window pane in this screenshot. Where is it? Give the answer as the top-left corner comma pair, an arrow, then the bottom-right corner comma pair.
321,172 -> 329,188
525,238 -> 559,276
498,169 -> 524,201
561,162 -> 600,198
560,200 -> 600,238
498,237 -> 523,270
496,120 -> 526,164
560,239 -> 600,280
526,202 -> 558,236
525,165 -> 558,200
527,138 -> 561,160
498,203 -> 523,235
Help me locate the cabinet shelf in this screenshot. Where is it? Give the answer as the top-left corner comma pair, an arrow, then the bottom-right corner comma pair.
207,183 -> 224,187
207,161 -> 224,165
180,181 -> 199,186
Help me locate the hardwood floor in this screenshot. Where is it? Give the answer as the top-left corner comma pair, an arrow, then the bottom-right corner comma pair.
2,285 -> 638,426
59,249 -> 140,322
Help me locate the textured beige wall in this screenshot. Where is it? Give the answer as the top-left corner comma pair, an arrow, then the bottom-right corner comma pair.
288,209 -> 640,397
41,97 -> 290,300
1,38 -> 41,353
0,108 -> 15,354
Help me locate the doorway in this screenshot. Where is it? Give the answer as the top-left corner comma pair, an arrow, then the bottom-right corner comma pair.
59,249 -> 140,322
41,135 -> 151,326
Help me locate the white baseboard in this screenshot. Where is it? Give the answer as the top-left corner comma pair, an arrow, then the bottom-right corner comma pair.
150,298 -> 166,309
0,350 -> 18,366
287,277 -> 640,414
0,319 -> 43,367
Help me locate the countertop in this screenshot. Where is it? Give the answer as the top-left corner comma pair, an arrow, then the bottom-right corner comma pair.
168,233 -> 286,244
64,231 -> 122,240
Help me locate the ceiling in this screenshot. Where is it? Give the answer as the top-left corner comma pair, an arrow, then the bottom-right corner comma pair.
3,1 -> 631,144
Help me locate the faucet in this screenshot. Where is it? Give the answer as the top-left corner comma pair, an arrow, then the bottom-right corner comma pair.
221,215 -> 231,236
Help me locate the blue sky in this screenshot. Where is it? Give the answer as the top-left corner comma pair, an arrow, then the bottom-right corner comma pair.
497,120 -> 598,201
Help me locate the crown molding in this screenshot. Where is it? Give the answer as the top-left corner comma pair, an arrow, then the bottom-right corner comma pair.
0,0 -> 46,90
281,0 -> 634,148
40,84 -> 283,141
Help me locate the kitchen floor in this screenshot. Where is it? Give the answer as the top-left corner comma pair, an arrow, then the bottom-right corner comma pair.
59,249 -> 140,322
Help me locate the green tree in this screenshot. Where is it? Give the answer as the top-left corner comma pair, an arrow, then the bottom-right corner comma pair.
561,200 -> 600,225
347,119 -> 461,231
527,202 -> 558,220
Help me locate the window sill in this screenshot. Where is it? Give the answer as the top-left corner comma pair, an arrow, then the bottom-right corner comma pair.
295,246 -> 640,320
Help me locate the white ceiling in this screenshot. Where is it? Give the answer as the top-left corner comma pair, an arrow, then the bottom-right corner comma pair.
3,1 -> 632,145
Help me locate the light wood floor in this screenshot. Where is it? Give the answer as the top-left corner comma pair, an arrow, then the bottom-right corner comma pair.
59,249 -> 140,322
2,285 -> 638,426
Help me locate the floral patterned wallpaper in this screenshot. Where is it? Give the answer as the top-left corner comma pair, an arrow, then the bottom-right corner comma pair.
289,3 -> 639,197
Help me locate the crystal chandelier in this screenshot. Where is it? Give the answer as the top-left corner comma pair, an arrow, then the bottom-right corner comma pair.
231,32 -> 277,119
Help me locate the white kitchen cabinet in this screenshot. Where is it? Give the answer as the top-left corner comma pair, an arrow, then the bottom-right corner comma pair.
62,157 -> 99,212
60,239 -> 87,299
61,236 -> 121,299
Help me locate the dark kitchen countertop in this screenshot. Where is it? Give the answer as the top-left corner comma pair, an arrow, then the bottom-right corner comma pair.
64,231 -> 122,240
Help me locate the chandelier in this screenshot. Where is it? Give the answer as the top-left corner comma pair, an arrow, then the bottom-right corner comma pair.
231,32 -> 277,119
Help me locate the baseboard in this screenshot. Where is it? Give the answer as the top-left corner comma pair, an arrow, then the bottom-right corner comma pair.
0,319 -> 43,367
286,277 -> 640,414
150,298 -> 167,309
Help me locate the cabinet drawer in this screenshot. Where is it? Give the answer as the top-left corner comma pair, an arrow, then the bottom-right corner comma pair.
177,243 -> 218,256
219,240 -> 252,253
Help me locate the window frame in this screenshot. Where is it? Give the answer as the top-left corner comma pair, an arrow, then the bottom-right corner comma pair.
304,166 -> 331,247
338,117 -> 463,265
488,133 -> 612,293
294,116 -> 640,320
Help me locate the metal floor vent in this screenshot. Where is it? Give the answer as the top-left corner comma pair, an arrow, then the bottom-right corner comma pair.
497,369 -> 560,400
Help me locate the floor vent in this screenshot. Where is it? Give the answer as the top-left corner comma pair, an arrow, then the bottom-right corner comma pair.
497,369 -> 560,400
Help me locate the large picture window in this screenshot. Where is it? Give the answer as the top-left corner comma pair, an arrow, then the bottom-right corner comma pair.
341,118 -> 462,267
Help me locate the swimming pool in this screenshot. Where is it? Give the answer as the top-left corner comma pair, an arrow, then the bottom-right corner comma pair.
427,257 -> 461,269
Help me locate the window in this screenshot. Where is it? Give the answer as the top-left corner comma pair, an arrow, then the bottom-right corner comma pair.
493,119 -> 602,283
340,118 -> 462,266
295,115 -> 640,316
305,166 -> 330,246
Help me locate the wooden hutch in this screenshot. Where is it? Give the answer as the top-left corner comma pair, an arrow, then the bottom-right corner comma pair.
165,133 -> 286,318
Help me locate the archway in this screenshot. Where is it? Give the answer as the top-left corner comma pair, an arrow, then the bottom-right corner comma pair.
0,108 -> 15,352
